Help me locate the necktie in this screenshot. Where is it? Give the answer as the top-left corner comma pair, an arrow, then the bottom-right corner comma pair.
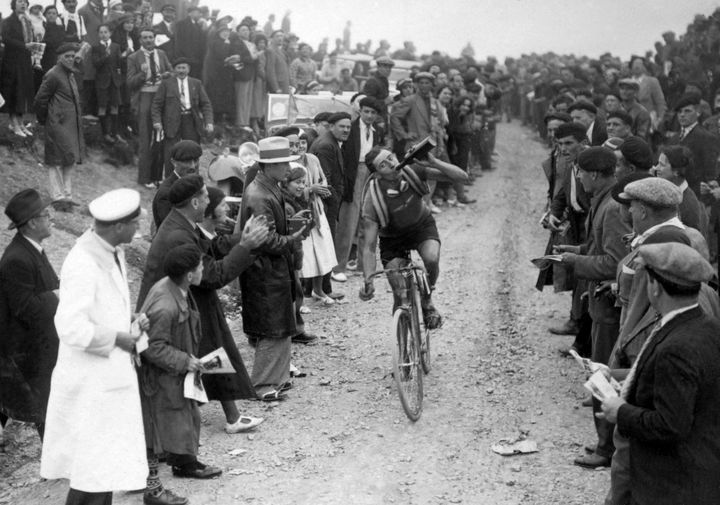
149,52 -> 158,82
180,79 -> 187,109
679,128 -> 687,140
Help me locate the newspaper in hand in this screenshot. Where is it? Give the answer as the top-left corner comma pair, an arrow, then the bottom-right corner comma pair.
183,371 -> 208,403
584,370 -> 622,401
130,318 -> 149,354
200,347 -> 236,374
568,349 -> 608,374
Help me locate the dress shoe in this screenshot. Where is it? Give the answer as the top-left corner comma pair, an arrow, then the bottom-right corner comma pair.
172,461 -> 222,479
573,452 -> 610,469
143,489 -> 188,505
292,332 -> 318,344
548,319 -> 580,335
331,271 -> 347,282
225,416 -> 264,434
457,196 -> 477,204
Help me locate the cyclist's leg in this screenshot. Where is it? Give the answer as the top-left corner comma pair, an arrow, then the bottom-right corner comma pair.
416,239 -> 443,329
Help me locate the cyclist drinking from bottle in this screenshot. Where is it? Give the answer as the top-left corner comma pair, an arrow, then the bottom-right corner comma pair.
358,146 -> 468,328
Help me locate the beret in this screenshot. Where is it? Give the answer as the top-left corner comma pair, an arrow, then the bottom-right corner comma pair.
359,96 -> 382,112
619,136 -> 654,170
163,243 -> 202,278
327,112 -> 351,124
612,171 -> 653,205
169,174 -> 204,205
313,112 -> 332,123
413,71 -> 435,82
568,100 -> 597,115
554,121 -> 587,141
617,78 -> 640,90
605,89 -> 621,101
375,56 -> 395,67
274,126 -> 300,138
675,93 -> 701,111
544,111 -> 572,125
638,242 -> 714,287
603,136 -> 625,151
577,146 -> 616,174
56,42 -> 80,55
89,188 -> 141,223
618,177 -> 682,208
170,140 -> 202,161
172,57 -> 192,67
607,110 -> 633,126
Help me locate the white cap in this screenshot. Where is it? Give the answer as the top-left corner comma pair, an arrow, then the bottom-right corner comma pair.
89,188 -> 141,223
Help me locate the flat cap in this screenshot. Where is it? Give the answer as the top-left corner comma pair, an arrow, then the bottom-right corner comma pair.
413,71 -> 435,82
396,78 -> 412,91
169,174 -> 204,205
359,96 -> 383,113
619,136 -> 654,170
618,177 -> 682,208
612,172 -> 654,204
56,42 -> 80,55
313,112 -> 332,123
607,110 -> 633,126
327,112 -> 351,124
675,93 -> 701,111
160,3 -> 176,11
375,56 -> 395,67
172,57 -> 192,67
89,188 -> 141,223
170,140 -> 202,161
577,146 -> 616,174
617,78 -> 640,90
568,100 -> 597,115
638,242 -> 714,287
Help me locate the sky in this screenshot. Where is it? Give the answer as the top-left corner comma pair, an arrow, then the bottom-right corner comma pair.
1,0 -> 718,61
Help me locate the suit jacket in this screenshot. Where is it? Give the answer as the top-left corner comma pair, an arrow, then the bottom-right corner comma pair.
589,119 -> 608,146
92,41 -> 123,89
151,76 -> 213,139
390,93 -> 441,144
309,130 -> 345,205
617,307 -> 720,505
574,184 -> 632,323
152,172 -> 179,229
173,17 -> 205,77
550,160 -> 591,245
126,48 -> 172,112
341,118 -> 384,202
637,74 -> 667,120
0,234 -> 59,423
152,20 -> 175,62
669,124 -> 719,196
265,46 -> 290,93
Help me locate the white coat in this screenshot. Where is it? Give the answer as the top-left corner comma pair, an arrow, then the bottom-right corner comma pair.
40,230 -> 146,492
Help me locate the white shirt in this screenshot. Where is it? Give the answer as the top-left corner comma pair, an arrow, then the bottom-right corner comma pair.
586,121 -> 594,143
630,216 -> 685,249
358,120 -> 374,162
660,303 -> 699,327
23,234 -> 43,254
680,121 -> 698,140
177,77 -> 191,110
142,49 -> 159,82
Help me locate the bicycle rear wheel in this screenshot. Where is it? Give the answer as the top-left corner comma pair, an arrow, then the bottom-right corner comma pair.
392,308 -> 423,421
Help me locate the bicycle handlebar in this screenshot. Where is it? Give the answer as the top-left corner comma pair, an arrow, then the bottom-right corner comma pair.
366,264 -> 427,281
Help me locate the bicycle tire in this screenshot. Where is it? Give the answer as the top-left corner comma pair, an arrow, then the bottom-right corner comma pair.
413,281 -> 432,374
392,308 -> 423,421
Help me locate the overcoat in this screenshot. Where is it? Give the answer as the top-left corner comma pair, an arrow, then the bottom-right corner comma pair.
0,234 -> 59,423
34,63 -> 84,166
139,277 -> 201,456
0,13 -> 35,115
137,209 -> 257,400
40,230 -> 146,492
239,171 -> 297,339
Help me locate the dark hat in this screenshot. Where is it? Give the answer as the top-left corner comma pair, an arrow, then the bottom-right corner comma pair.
638,242 -> 714,287
186,5 -> 200,12
5,189 -> 48,230
577,146 -> 616,174
275,126 -> 300,138
170,140 -> 202,161
617,78 -> 640,90
618,177 -> 682,208
327,112 -> 352,124
287,162 -> 307,182
413,71 -> 435,82
396,78 -> 412,91
607,110 -> 633,126
172,57 -> 192,68
163,243 -> 202,278
612,172 -> 654,205
169,174 -> 205,205
568,100 -> 597,115
204,186 -> 226,218
674,93 -> 701,111
117,13 -> 134,23
359,96 -> 382,113
554,121 -> 587,141
544,111 -> 572,124
375,56 -> 395,67
619,136 -> 654,170
160,3 -> 176,11
313,112 -> 332,123
605,89 -> 621,101
56,42 -> 80,55
629,55 -> 647,68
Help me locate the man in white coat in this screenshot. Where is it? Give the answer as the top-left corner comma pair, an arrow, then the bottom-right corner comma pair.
40,189 -> 148,505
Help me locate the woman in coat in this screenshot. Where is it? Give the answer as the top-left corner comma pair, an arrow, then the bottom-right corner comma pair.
1,0 -> 37,137
230,25 -> 256,128
34,43 -> 84,210
111,14 -> 140,137
250,33 -> 268,134
204,24 -> 236,125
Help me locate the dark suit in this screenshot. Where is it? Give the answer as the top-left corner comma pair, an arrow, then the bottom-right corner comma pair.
0,234 -> 59,427
589,119 -> 608,146
617,307 -> 720,505
173,17 -> 205,79
669,124 -> 719,196
309,130 -> 345,237
151,171 -> 179,230
91,41 -> 123,90
152,20 -> 175,63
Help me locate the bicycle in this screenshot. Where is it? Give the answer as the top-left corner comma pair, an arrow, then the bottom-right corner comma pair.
368,261 -> 432,421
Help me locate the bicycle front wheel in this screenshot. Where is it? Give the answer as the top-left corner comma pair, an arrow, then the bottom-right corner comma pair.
392,308 -> 423,421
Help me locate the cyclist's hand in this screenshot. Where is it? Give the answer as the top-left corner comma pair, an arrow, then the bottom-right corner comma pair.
359,281 -> 375,301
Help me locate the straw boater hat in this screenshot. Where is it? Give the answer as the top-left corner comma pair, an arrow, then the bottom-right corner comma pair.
257,137 -> 299,164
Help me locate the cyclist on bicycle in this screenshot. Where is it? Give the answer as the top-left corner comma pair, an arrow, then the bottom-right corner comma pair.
358,146 -> 468,328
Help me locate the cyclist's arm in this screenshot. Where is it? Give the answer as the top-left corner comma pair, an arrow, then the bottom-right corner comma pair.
361,217 -> 379,284
418,154 -> 469,183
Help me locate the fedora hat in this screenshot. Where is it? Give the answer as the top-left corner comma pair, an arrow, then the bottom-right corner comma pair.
257,137 -> 299,164
5,189 -> 49,230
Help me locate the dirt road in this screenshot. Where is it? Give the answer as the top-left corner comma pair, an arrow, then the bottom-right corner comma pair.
1,122 -> 610,505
